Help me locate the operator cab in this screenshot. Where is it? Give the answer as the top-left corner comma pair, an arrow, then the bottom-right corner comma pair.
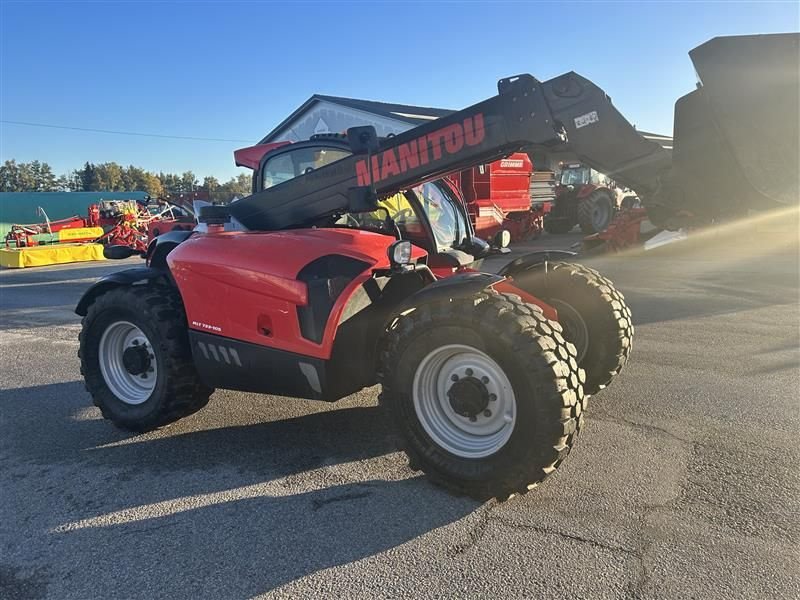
558,163 -> 613,188
255,138 -> 492,269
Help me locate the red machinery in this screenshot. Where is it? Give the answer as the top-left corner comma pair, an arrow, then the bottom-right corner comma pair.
74,34 -> 799,499
4,207 -> 99,248
78,73 -> 634,500
456,153 -> 549,241
544,162 -> 621,234
5,199 -> 196,253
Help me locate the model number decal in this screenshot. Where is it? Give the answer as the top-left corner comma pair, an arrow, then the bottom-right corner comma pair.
500,159 -> 524,168
192,320 -> 222,333
574,111 -> 599,129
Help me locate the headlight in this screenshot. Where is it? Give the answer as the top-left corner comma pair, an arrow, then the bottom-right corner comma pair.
388,240 -> 412,268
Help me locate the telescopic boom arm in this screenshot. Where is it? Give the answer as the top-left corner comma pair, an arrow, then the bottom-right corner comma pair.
229,74 -> 565,231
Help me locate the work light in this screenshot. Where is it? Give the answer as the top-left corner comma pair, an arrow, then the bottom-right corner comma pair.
388,240 -> 412,268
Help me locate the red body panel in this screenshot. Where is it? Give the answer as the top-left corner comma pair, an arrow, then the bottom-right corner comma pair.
234,142 -> 291,169
167,228 -> 426,359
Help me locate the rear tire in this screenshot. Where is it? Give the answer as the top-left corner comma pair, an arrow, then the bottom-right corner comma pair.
513,262 -> 633,394
79,284 -> 213,432
379,291 -> 587,500
578,190 -> 615,234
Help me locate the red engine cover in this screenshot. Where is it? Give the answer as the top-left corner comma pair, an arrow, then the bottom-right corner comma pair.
167,228 -> 426,359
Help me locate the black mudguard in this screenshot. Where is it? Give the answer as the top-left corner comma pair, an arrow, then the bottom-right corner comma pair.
75,267 -> 169,316
146,229 -> 194,269
405,271 -> 504,307
497,250 -> 577,278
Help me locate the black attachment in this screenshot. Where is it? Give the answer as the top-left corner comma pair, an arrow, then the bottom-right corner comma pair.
103,245 -> 141,260
347,126 -> 380,154
198,204 -> 231,225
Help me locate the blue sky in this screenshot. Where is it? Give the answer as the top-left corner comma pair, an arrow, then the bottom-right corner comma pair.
1,1 -> 797,181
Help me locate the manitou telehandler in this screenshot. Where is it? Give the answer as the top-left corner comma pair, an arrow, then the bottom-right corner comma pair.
76,33 -> 797,499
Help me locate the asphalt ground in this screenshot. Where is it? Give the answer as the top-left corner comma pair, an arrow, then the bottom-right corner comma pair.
1,212 -> 798,599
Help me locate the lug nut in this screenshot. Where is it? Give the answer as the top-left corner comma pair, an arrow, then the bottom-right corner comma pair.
483,409 -> 492,417
132,340 -> 139,345
469,416 -> 477,422
481,376 -> 489,384
140,374 -> 148,379
489,393 -> 497,402
451,374 -> 459,382
465,368 -> 473,376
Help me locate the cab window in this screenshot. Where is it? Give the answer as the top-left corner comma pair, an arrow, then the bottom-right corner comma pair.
262,146 -> 350,189
411,182 -> 469,251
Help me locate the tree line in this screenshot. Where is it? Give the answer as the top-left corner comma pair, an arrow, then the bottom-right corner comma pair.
0,159 -> 251,202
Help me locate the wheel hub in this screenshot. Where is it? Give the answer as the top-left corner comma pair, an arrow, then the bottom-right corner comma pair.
122,344 -> 151,376
447,376 -> 490,418
98,321 -> 157,405
412,344 -> 516,459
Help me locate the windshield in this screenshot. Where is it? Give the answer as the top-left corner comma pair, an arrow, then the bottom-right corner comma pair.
333,181 -> 469,251
560,167 -> 591,185
262,146 -> 351,189
411,182 -> 469,251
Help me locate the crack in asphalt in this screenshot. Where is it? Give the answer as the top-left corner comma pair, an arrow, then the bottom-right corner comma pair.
493,516 -> 640,556
447,501 -> 641,559
591,415 -> 694,445
447,501 -> 497,557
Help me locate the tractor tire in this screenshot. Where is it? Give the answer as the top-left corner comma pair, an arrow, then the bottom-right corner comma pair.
78,284 -> 213,432
514,262 -> 633,394
543,217 -> 573,234
578,190 -> 615,234
379,291 -> 587,500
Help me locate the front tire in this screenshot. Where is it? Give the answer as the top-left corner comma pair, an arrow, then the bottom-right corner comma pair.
379,292 -> 587,500
79,284 -> 213,432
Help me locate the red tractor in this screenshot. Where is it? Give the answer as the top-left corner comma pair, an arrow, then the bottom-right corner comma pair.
544,162 -> 621,234
77,75 -> 633,499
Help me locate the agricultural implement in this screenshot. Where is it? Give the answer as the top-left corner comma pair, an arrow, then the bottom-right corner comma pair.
2,198 -> 196,267
75,33 -> 797,499
455,153 -> 550,242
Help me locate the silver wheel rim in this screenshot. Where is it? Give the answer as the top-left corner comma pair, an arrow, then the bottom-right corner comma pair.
412,344 -> 517,459
98,321 -> 157,405
550,299 -> 589,363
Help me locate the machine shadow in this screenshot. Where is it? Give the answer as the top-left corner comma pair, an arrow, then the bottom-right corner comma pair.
53,476 -> 476,597
3,381 -> 480,596
2,381 -> 472,523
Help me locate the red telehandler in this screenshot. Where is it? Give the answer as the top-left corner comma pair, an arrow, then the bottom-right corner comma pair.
75,33 -> 797,499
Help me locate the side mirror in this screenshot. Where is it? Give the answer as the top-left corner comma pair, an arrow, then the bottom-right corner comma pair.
103,245 -> 139,260
492,229 -> 511,249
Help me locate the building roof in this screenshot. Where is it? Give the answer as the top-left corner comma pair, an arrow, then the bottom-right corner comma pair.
260,94 -> 672,149
259,94 -> 455,143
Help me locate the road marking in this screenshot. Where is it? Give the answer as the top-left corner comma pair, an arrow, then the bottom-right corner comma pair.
0,277 -> 98,288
